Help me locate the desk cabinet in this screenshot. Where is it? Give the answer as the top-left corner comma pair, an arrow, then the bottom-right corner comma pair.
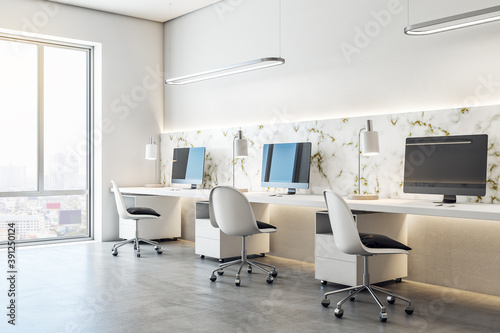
315,211 -> 407,286
119,195 -> 181,240
195,201 -> 270,260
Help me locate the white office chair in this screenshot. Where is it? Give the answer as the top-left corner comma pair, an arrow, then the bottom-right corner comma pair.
111,180 -> 163,258
321,190 -> 414,322
208,186 -> 278,286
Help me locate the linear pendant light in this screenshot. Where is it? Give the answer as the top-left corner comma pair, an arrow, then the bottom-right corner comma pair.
405,5 -> 500,35
165,57 -> 285,85
165,0 -> 284,85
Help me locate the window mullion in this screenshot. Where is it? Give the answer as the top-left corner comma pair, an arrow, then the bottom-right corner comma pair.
38,45 -> 44,194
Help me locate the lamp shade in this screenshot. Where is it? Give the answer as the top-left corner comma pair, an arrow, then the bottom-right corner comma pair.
360,130 -> 380,156
234,139 -> 248,157
232,129 -> 249,189
145,137 -> 157,160
234,130 -> 248,157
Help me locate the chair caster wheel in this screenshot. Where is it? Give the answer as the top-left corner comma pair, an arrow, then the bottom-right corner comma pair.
321,280 -> 327,285
321,299 -> 330,308
136,253 -> 141,258
111,249 -> 118,256
235,278 -> 241,286
379,312 -> 388,322
271,270 -> 278,278
247,267 -> 252,273
156,251 -> 163,254
217,270 -> 224,275
266,276 -> 274,284
219,259 -> 225,263
396,278 -> 402,283
260,253 -> 265,257
334,308 -> 343,318
405,305 -> 414,315
200,255 -> 205,259
387,296 -> 395,304
209,274 -> 217,282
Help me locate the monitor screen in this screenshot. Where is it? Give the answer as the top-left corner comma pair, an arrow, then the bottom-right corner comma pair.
171,147 -> 205,188
403,134 -> 488,203
261,142 -> 312,194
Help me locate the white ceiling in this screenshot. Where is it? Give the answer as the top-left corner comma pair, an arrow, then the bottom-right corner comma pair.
48,0 -> 222,23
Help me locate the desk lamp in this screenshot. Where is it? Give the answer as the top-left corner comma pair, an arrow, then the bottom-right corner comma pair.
349,120 -> 380,200
233,130 -> 248,190
145,137 -> 157,160
145,137 -> 162,187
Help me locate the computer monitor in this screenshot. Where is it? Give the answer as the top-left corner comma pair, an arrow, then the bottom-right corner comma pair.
403,134 -> 488,203
171,147 -> 205,189
261,142 -> 312,195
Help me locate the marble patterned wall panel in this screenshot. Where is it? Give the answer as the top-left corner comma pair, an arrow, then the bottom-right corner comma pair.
161,105 -> 500,203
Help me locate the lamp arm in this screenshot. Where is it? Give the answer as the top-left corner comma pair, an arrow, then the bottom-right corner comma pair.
357,127 -> 365,195
232,135 -> 236,187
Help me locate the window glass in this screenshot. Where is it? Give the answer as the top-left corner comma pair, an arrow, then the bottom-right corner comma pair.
0,40 -> 38,192
44,46 -> 88,190
0,37 -> 91,243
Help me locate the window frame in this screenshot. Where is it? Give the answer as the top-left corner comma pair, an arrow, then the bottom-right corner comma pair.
0,33 -> 94,244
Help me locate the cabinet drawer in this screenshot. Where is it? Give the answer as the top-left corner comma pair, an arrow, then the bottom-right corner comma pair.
315,234 -> 355,263
315,257 -> 357,286
195,237 -> 221,258
195,218 -> 220,240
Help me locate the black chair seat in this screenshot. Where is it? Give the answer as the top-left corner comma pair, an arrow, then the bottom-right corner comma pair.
257,221 -> 276,229
359,233 -> 411,250
127,207 -> 161,217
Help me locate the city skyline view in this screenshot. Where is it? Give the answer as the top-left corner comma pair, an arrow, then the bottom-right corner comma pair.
0,195 -> 88,242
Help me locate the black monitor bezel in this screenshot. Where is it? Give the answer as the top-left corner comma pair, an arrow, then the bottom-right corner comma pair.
403,134 -> 488,200
260,142 -> 312,191
171,147 -> 205,186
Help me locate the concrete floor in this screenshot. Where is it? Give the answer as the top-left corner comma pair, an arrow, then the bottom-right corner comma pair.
2,239 -> 500,333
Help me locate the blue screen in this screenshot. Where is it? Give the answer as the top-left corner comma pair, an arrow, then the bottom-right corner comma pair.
172,147 -> 205,185
268,144 -> 297,182
261,142 -> 311,190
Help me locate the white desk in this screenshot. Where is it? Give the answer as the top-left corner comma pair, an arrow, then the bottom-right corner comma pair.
116,187 -> 500,221
118,187 -> 211,199
114,187 -> 500,289
245,193 -> 500,221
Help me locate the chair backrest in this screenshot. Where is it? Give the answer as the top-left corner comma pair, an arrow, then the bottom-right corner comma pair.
323,190 -> 369,255
209,186 -> 260,237
111,180 -> 131,220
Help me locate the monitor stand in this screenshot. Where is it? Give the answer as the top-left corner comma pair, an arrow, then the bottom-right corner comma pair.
269,188 -> 297,197
180,184 -> 198,190
436,194 -> 457,204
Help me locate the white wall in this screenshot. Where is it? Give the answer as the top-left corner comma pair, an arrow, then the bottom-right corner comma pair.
161,0 -> 500,295
164,0 -> 500,132
0,0 -> 164,241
